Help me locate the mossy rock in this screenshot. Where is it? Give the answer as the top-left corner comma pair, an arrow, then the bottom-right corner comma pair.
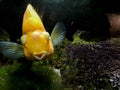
0,62 -> 62,90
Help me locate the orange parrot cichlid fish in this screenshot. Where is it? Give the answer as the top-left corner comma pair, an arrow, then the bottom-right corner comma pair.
0,4 -> 66,61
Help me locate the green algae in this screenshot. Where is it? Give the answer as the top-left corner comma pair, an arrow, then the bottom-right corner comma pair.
0,62 -> 62,90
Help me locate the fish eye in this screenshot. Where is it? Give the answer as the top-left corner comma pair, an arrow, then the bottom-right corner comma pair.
21,35 -> 26,45
43,32 -> 50,40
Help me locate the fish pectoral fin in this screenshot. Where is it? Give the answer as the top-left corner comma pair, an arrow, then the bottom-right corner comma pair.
0,41 -> 25,60
0,28 -> 10,41
51,22 -> 66,46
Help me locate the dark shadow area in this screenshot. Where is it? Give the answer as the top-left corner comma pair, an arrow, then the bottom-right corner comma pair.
0,0 -> 120,41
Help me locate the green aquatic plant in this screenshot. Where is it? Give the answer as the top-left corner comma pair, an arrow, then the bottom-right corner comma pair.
0,62 -> 62,90
72,30 -> 109,45
72,31 -> 95,44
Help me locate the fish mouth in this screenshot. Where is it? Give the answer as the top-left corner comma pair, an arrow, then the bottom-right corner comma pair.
33,51 -> 47,60
34,53 -> 46,60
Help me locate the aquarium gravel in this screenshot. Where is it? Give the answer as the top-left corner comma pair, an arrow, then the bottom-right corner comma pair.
63,40 -> 120,89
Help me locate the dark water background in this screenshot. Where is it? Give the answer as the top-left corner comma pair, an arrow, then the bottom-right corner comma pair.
0,0 -> 120,41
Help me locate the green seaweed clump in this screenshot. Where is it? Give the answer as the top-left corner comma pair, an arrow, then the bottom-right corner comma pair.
72,31 -> 95,45
0,62 -> 62,90
72,30 -> 109,44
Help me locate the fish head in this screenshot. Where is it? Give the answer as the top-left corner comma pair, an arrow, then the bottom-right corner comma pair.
21,30 -> 54,61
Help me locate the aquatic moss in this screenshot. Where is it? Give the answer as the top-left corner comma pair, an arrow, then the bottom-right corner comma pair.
0,62 -> 62,90
72,31 -> 109,44
72,31 -> 95,44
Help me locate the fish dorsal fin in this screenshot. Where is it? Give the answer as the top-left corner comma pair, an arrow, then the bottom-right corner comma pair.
51,22 -> 66,46
22,4 -> 45,34
0,42 -> 25,60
